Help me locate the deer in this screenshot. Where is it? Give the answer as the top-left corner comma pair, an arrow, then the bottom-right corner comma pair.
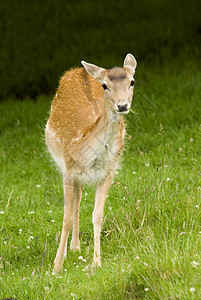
45,53 -> 137,274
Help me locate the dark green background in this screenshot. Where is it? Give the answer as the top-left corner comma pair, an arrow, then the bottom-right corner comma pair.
0,0 -> 201,99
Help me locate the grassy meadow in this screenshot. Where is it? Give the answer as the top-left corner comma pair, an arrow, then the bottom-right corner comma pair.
0,57 -> 201,299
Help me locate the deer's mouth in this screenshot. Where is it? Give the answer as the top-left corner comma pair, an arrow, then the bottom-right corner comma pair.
118,109 -> 129,114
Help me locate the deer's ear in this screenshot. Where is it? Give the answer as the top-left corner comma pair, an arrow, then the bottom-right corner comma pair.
123,53 -> 137,76
81,61 -> 105,81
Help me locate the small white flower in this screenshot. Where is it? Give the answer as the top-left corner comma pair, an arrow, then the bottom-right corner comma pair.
190,287 -> 195,293
51,220 -> 55,223
36,184 -> 41,188
78,256 -> 83,260
179,147 -> 182,152
144,263 -> 148,267
190,138 -> 194,143
145,163 -> 150,167
28,211 -> 35,214
82,258 -> 86,262
4,241 -> 7,245
195,205 -> 199,208
28,236 -> 34,242
0,211 -> 4,214
144,288 -> 149,292
191,261 -> 199,268
167,178 -> 170,182
136,256 -> 139,260
26,246 -> 30,249
45,287 -> 49,291
132,171 -> 136,174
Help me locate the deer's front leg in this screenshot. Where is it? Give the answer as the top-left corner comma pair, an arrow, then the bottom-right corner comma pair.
93,173 -> 114,266
53,176 -> 76,274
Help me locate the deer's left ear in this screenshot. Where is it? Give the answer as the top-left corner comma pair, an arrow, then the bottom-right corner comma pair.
81,61 -> 105,81
123,53 -> 137,76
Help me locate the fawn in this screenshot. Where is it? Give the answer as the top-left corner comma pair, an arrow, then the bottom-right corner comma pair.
45,53 -> 137,273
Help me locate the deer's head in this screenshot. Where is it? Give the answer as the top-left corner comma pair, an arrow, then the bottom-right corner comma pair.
81,53 -> 137,114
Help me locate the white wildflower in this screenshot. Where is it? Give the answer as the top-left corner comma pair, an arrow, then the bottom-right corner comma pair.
190,138 -> 194,143
145,288 -> 149,292
28,236 -> 34,242
167,178 -> 170,182
78,256 -> 83,261
191,261 -> 199,268
190,287 -> 195,293
0,211 -> 4,214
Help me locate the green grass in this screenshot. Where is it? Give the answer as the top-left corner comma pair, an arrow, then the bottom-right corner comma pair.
0,60 -> 201,299
0,0 -> 201,98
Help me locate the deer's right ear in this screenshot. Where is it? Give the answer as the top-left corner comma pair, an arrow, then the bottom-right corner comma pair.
81,61 -> 105,81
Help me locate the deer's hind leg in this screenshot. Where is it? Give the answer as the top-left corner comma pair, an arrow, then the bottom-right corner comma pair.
70,185 -> 83,251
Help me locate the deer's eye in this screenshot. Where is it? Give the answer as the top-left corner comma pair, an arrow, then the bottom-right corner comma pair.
130,80 -> 135,87
102,83 -> 108,90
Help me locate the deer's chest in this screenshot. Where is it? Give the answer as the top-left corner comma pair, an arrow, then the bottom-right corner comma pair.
75,121 -> 125,184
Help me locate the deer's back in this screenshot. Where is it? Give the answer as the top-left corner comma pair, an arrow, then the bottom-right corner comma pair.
46,67 -> 104,156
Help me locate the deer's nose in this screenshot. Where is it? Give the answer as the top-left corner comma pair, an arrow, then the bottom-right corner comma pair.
117,104 -> 128,112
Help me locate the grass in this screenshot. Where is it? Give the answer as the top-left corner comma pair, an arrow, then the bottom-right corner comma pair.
0,0 -> 201,98
0,59 -> 201,299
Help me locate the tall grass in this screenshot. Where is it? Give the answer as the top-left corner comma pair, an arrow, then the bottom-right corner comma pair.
0,59 -> 201,299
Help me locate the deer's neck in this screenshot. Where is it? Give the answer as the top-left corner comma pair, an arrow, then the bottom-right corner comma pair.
101,100 -> 121,129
